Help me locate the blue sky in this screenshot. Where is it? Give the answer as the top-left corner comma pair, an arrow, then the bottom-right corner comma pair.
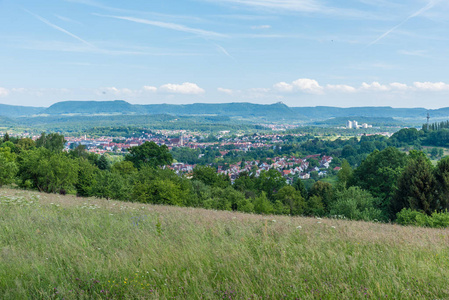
1,0 -> 449,108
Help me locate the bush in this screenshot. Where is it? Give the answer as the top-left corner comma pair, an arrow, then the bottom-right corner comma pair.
395,209 -> 428,226
429,210 -> 449,228
253,192 -> 273,214
329,187 -> 383,221
396,208 -> 449,228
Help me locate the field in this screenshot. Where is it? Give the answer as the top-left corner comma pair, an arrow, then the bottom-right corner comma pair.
1,188 -> 449,299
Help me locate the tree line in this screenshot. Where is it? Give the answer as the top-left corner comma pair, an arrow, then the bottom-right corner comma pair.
2,132 -> 449,227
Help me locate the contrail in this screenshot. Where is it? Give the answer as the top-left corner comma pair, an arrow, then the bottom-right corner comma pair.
94,13 -> 227,38
368,1 -> 435,46
214,43 -> 235,60
24,9 -> 96,48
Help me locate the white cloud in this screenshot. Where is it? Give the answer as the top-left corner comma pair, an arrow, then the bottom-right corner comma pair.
390,82 -> 408,90
246,87 -> 271,99
273,79 -> 449,95
273,82 -> 293,92
99,87 -> 136,96
248,88 -> 270,93
413,81 -> 449,91
326,84 -> 356,93
292,78 -> 323,94
275,79 -> 354,94
360,81 -> 390,91
11,88 -> 27,93
398,50 -> 427,57
251,25 -> 271,29
159,82 -> 205,94
217,88 -> 233,94
0,87 -> 9,97
143,86 -> 157,92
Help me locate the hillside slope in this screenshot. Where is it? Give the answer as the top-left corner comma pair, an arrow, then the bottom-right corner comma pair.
3,100 -> 449,123
0,104 -> 44,117
1,188 -> 448,299
43,100 -> 141,115
139,101 -> 304,120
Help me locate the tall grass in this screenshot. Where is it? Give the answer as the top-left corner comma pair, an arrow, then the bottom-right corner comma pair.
1,188 -> 449,299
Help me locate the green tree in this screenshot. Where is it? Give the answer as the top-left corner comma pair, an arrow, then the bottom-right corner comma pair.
330,187 -> 383,221
2,132 -> 10,143
193,165 -> 231,188
435,156 -> 449,210
234,171 -> 257,193
132,167 -> 193,206
293,178 -> 308,199
92,170 -> 132,201
275,186 -> 305,215
253,192 -> 274,214
190,180 -> 212,208
305,195 -> 325,216
430,148 -> 439,159
309,181 -> 333,211
341,145 -> 356,158
393,152 -> 437,215
257,169 -> 286,200
0,147 -> 18,187
1,141 -> 16,153
111,160 -> 137,176
97,155 -> 110,170
69,144 -> 88,159
203,187 -> 232,211
36,132 -> 66,152
351,147 -> 407,218
17,138 -> 35,152
336,159 -> 352,190
18,148 -> 78,193
125,141 -> 172,169
75,158 -> 98,197
390,128 -> 419,144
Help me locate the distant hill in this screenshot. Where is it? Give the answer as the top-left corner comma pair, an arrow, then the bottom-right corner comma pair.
40,101 -> 304,121
43,100 -> 141,115
0,116 -> 16,126
292,106 -> 427,120
0,104 -> 44,117
139,102 -> 303,121
429,107 -> 449,118
3,100 -> 449,125
12,114 -> 262,133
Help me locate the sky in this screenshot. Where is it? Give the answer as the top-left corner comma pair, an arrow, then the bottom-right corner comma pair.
1,0 -> 449,108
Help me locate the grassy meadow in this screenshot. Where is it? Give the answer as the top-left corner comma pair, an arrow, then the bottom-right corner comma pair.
1,188 -> 449,299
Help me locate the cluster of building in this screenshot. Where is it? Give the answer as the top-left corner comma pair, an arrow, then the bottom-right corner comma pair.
346,120 -> 373,129
64,131 -> 308,155
260,124 -> 300,131
169,155 -> 335,184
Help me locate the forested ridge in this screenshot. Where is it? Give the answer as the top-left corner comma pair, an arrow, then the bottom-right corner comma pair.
4,100 -> 449,124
